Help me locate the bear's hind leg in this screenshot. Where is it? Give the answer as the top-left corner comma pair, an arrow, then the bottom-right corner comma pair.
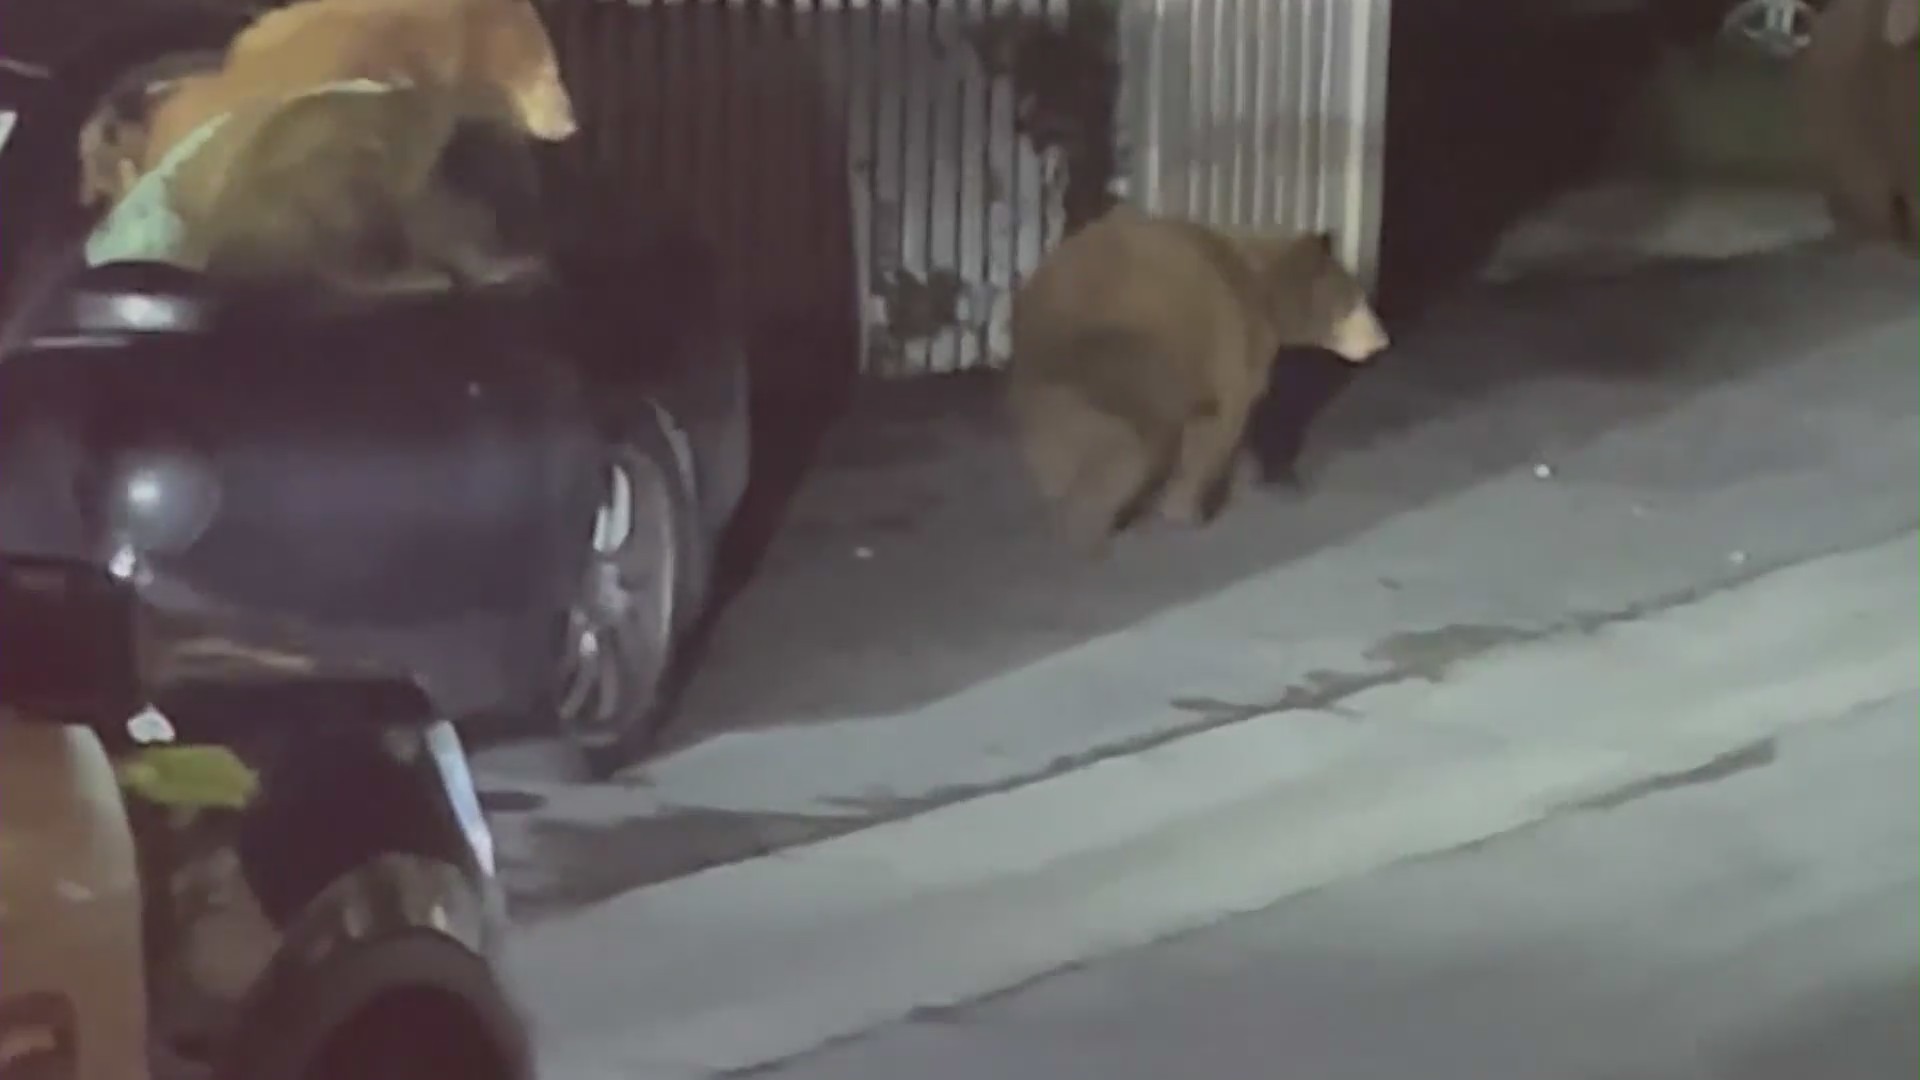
1156,396 -> 1253,528
1055,433 -> 1164,556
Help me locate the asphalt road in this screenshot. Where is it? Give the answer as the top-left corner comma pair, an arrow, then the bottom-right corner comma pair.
751,690 -> 1920,1080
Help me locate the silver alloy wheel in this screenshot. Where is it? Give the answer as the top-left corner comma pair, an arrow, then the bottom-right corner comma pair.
555,445 -> 679,749
1719,0 -> 1819,57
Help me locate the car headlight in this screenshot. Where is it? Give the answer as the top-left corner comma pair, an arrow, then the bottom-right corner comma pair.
100,449 -> 220,557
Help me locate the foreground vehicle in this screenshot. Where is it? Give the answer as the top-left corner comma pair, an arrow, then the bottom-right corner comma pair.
0,669 -> 527,1080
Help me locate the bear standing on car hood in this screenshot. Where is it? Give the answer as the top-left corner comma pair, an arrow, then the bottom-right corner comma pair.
84,0 -> 575,273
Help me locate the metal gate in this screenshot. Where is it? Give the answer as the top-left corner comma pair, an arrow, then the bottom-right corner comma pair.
536,0 -> 1391,378
1117,0 -> 1392,284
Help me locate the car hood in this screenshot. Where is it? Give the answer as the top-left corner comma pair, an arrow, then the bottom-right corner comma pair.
0,276 -> 607,733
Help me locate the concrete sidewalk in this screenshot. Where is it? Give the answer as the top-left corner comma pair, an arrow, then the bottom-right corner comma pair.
516,531 -> 1919,1078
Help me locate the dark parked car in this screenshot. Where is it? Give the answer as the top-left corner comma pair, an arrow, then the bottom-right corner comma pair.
0,5 -> 751,773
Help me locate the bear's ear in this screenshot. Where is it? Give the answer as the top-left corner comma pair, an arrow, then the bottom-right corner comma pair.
1887,0 -> 1919,46
1309,230 -> 1337,257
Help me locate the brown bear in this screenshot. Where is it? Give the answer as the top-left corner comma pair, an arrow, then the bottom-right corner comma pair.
164,80 -> 543,293
140,0 -> 576,174
1007,206 -> 1390,555
74,54 -> 224,212
1798,0 -> 1919,251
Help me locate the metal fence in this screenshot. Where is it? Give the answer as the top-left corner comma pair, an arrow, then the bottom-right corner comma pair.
536,0 -> 1392,379
1116,0 -> 1392,284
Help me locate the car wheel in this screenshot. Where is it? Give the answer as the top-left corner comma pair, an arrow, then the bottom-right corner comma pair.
1718,0 -> 1821,55
554,412 -> 701,775
213,931 -> 530,1080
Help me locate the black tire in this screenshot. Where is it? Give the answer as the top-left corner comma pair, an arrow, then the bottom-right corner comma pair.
663,325 -> 752,545
213,931 -> 532,1080
541,230 -> 743,773
554,405 -> 707,777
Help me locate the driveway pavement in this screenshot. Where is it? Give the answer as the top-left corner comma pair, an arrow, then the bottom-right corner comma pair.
752,690 -> 1920,1080
518,529 -> 1918,1077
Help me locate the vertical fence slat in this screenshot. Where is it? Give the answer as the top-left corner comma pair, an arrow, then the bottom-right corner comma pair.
981,0 -> 1016,366
899,0 -> 930,371
958,0 -> 990,368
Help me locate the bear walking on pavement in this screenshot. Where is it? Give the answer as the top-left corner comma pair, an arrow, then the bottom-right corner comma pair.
1007,206 -> 1391,556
